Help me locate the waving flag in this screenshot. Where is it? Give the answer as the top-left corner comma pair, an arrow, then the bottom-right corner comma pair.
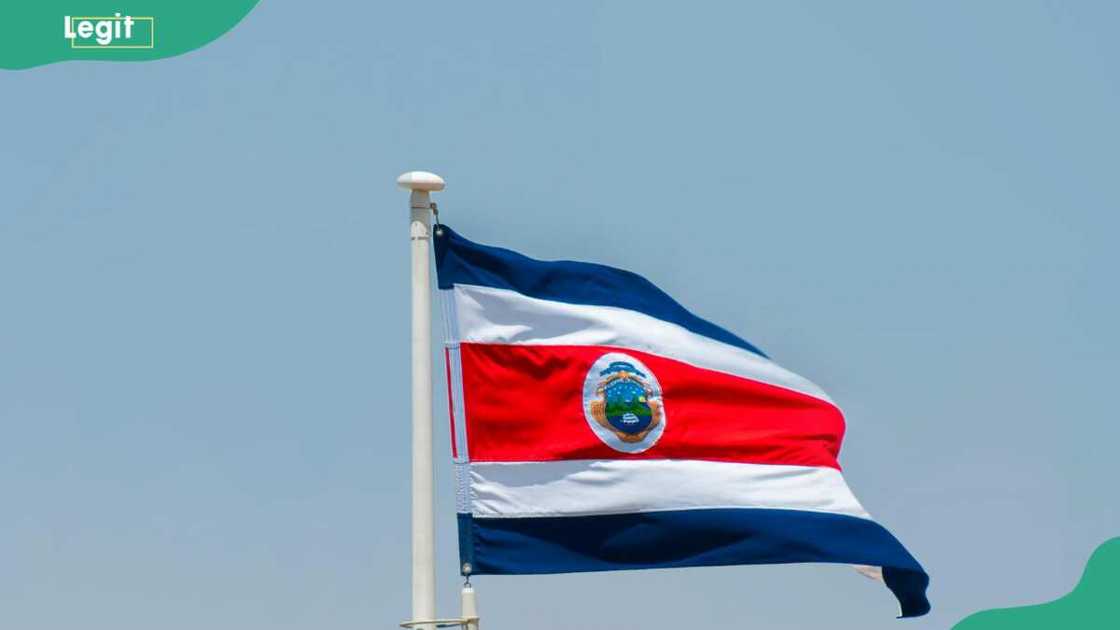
434,225 -> 930,618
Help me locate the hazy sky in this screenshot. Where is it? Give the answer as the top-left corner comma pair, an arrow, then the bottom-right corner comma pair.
3,2 -> 1119,628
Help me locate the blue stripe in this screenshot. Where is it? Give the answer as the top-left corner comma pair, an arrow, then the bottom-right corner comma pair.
457,508 -> 930,618
433,225 -> 767,358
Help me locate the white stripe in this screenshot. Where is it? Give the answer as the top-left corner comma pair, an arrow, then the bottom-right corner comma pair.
447,284 -> 833,404
469,459 -> 870,520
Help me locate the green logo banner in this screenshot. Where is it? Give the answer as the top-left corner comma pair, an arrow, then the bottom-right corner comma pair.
955,538 -> 1120,629
1,0 -> 261,69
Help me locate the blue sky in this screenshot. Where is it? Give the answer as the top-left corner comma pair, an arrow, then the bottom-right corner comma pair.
2,2 -> 1118,628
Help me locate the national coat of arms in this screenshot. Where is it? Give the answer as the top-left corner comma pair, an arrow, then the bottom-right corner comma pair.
582,352 -> 666,453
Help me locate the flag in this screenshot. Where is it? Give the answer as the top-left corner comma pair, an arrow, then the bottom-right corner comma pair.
434,225 -> 930,618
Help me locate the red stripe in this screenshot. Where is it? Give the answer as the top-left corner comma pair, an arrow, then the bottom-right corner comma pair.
445,347 -> 458,459
459,343 -> 844,469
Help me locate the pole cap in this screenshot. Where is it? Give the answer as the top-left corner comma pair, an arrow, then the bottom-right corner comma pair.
397,171 -> 445,192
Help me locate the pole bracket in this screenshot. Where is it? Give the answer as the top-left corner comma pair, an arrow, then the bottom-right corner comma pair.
400,617 -> 480,629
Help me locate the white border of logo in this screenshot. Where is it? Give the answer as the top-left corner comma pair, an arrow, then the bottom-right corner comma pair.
582,351 -> 667,453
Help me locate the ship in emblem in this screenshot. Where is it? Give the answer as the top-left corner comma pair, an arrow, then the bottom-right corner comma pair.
583,353 -> 666,452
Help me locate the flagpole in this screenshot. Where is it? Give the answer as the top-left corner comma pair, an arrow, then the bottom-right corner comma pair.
398,170 -> 445,630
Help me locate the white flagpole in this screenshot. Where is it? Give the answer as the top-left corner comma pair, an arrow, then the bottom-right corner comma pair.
398,170 -> 445,630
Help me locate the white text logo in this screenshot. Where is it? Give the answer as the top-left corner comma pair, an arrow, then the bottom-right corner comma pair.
64,14 -> 155,49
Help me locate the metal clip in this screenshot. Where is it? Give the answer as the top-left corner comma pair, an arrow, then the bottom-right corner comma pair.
431,202 -> 443,237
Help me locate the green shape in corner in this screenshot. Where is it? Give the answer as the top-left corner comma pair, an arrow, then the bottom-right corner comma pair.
1,1 -> 260,70
955,538 -> 1120,630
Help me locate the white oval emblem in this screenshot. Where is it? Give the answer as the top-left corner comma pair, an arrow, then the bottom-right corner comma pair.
582,352 -> 666,453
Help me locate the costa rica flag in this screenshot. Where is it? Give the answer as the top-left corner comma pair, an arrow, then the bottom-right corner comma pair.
434,225 -> 930,618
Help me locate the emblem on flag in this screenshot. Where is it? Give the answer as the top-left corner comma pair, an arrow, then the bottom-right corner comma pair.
582,353 -> 666,453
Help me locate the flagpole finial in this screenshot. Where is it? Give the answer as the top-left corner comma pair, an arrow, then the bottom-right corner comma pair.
398,171 -> 445,209
397,171 -> 445,192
